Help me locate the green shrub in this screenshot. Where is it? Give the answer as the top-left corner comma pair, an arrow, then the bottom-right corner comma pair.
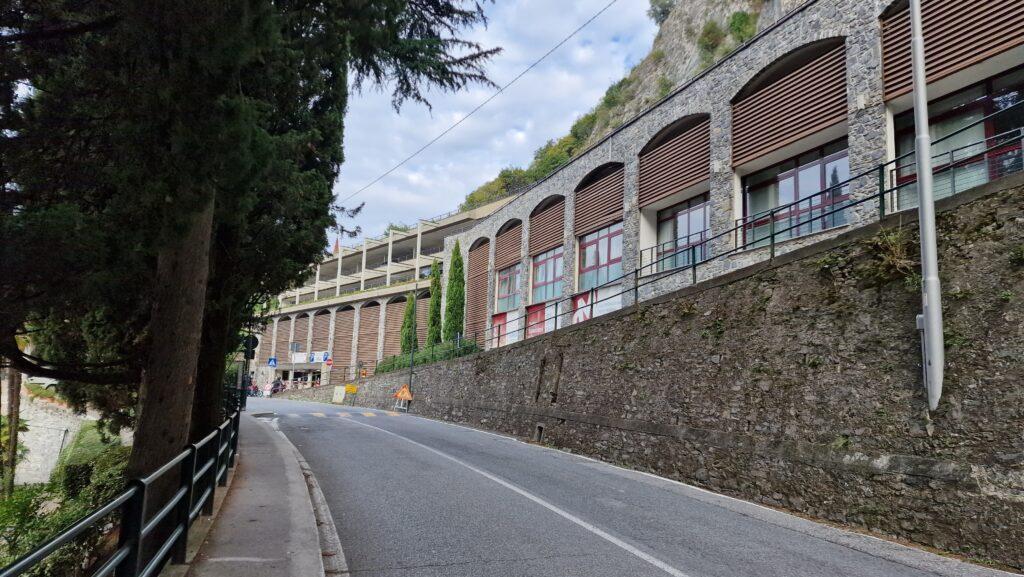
52,421 -> 119,499
0,444 -> 128,576
728,11 -> 758,43
375,339 -> 481,374
698,21 -> 725,60
656,75 -> 674,99
569,112 -> 598,143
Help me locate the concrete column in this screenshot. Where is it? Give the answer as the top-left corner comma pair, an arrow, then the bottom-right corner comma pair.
376,301 -> 388,361
483,236 -> 496,348
415,222 -> 424,279
294,291 -> 300,305
335,253 -> 342,296
325,308 -> 337,384
707,98 -> 737,267
561,190 -> 577,304
304,312 -> 314,358
620,154 -> 641,306
385,229 -> 394,285
269,318 -> 279,363
313,264 -> 321,300
360,241 -> 368,290
349,306 -> 361,380
516,219 -> 530,341
287,317 -> 296,364
844,22 -> 889,227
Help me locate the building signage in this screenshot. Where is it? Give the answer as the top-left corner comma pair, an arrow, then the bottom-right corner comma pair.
291,351 -> 306,364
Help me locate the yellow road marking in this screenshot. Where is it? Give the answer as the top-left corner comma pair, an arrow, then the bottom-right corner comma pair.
336,412 -> 350,418
385,411 -> 401,416
311,412 -> 326,417
361,412 -> 376,417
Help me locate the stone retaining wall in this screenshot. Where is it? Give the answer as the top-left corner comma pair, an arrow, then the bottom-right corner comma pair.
285,177 -> 1024,569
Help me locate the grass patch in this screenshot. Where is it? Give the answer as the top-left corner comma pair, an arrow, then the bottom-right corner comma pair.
24,382 -> 58,401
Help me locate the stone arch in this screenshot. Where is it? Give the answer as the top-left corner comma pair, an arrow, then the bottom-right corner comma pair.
639,113 -> 711,156
530,194 -> 565,217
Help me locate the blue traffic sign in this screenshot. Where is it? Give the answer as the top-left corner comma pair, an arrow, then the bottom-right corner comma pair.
268,357 -> 277,368
322,351 -> 330,361
308,352 -> 316,363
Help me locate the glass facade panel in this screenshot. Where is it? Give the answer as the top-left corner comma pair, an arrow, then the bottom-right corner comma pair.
578,222 -> 623,291
494,264 -> 521,313
531,246 -> 564,304
742,139 -> 850,247
894,66 -> 1024,209
648,193 -> 710,273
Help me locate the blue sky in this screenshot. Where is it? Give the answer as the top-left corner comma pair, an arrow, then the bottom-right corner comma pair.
332,0 -> 657,247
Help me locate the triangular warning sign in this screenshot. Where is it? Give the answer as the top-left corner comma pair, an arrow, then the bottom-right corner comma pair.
393,384 -> 413,401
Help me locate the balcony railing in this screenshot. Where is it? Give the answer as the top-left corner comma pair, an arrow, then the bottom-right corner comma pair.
470,98 -> 1024,351
639,235 -> 709,277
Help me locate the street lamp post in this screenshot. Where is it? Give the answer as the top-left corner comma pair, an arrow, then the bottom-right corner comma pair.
908,0 -> 944,410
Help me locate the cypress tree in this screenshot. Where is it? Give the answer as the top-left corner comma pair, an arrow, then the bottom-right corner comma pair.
426,264 -> 443,345
400,292 -> 417,354
443,240 -> 466,342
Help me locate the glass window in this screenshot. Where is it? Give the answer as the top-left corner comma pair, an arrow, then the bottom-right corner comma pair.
578,222 -> 623,291
894,66 -> 1024,209
531,246 -> 564,304
742,139 -> 850,246
648,193 -> 710,273
494,264 -> 521,313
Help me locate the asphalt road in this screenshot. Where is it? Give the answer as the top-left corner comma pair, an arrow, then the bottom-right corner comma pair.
248,397 -> 1012,577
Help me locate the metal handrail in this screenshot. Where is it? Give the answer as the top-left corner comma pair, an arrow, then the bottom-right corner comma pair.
0,398 -> 244,577
478,113 -> 1024,348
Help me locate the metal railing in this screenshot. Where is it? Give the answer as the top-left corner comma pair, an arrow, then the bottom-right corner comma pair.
475,100 -> 1024,349
1,399 -> 243,577
639,235 -> 709,276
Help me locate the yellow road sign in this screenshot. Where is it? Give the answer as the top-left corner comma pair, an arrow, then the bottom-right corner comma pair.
344,384 -> 358,394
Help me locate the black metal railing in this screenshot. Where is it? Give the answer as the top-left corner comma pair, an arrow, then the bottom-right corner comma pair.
638,235 -> 709,276
478,99 -> 1024,349
1,402 -> 242,577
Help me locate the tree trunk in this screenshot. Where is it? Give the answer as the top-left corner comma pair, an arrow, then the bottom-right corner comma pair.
5,366 -> 21,497
127,195 -> 216,480
190,302 -> 232,442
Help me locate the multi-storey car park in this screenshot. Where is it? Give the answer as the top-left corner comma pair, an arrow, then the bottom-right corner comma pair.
254,0 -> 1024,390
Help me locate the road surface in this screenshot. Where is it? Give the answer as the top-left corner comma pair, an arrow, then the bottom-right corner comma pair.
248,397 -> 1010,577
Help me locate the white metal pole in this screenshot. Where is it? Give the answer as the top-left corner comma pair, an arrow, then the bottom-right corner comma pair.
908,0 -> 944,410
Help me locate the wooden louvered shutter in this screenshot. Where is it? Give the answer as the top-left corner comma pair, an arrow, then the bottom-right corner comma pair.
494,223 -> 522,270
331,309 -> 355,366
274,319 -> 291,360
882,0 -> 1024,101
466,242 -> 490,344
382,300 -> 406,358
639,119 -> 711,208
732,44 -> 847,167
574,166 -> 624,236
311,312 -> 330,351
292,315 -> 309,353
357,305 -> 380,373
416,295 -> 430,346
529,199 -> 564,256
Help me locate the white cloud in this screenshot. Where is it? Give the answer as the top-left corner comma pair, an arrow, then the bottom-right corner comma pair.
333,0 -> 657,244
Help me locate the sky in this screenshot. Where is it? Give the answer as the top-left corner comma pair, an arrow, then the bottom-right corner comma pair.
332,0 -> 658,248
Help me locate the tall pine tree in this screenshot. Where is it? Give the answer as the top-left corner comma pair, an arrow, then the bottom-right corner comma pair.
443,240 -> 466,342
426,264 -> 443,346
400,292 -> 418,354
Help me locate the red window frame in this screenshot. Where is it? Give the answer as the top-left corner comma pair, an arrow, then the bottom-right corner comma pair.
655,193 -> 710,270
893,65 -> 1024,189
741,140 -> 850,244
494,264 -> 521,313
531,246 -> 563,303
577,222 -> 623,291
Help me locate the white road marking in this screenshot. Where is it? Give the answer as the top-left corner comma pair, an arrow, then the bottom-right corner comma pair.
343,418 -> 690,577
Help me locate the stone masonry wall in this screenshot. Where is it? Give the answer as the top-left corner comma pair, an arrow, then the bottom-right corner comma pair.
288,177 -> 1024,569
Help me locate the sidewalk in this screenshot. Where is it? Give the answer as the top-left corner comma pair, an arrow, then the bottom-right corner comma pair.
185,414 -> 325,577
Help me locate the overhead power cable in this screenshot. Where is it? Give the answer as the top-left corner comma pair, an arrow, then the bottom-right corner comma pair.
337,0 -> 620,205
